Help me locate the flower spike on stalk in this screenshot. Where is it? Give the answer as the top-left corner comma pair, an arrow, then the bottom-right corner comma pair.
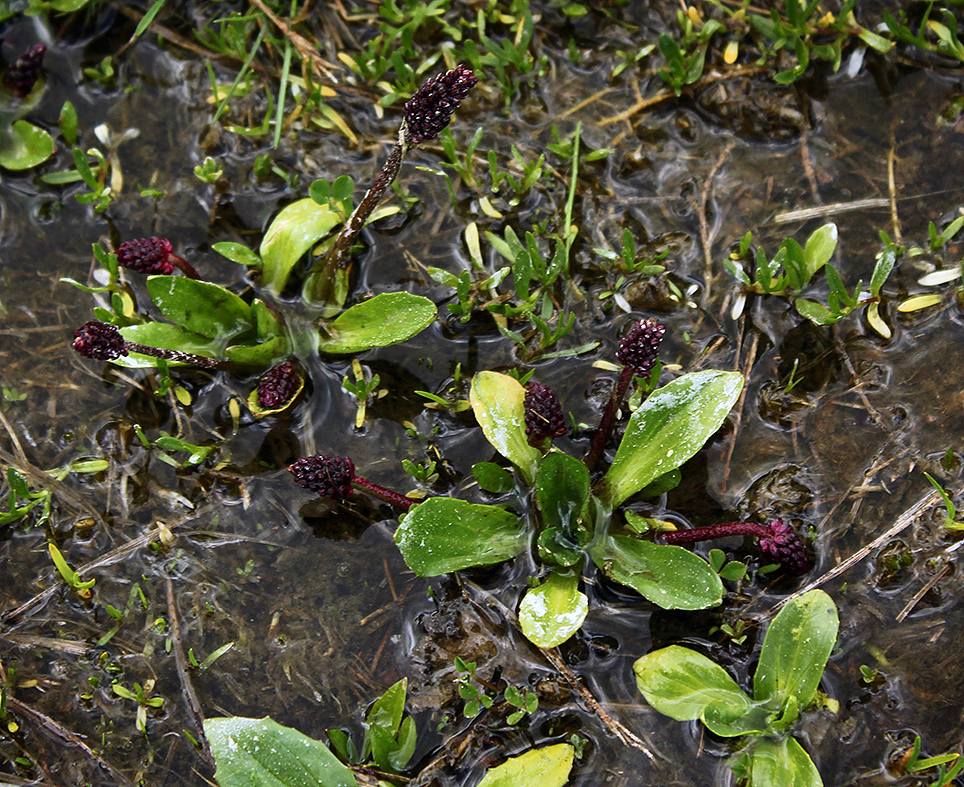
72,320 -> 231,369
325,63 -> 477,269
585,318 -> 666,472
289,455 -> 413,511
2,43 -> 46,99
115,237 -> 201,279
660,518 -> 811,575
524,381 -> 567,447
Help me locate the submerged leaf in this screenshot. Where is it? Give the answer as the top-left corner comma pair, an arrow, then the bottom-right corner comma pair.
600,371 -> 744,507
518,569 -> 588,648
395,497 -> 527,576
0,120 -> 55,170
476,743 -> 574,787
204,716 -> 357,787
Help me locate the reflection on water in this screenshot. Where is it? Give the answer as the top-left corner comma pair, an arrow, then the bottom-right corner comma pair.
2,6 -> 964,785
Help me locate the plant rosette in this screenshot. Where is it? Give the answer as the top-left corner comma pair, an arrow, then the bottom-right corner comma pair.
633,589 -> 839,787
394,367 -> 745,649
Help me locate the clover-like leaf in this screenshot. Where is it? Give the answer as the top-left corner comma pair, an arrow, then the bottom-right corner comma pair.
395,497 -> 527,576
590,535 -> 722,610
518,569 -> 588,648
204,716 -> 356,787
754,589 -> 838,711
600,371 -> 744,507
469,372 -> 542,486
317,292 -> 435,354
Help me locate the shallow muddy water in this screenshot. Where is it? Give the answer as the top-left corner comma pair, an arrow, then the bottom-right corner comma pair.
2,2 -> 964,786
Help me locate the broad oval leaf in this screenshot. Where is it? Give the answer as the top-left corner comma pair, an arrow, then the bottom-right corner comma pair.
259,198 -> 343,295
213,241 -> 262,269
476,743 -> 574,787
226,335 -> 291,367
146,276 -> 253,340
803,223 -> 838,281
590,535 -> 722,610
469,372 -> 542,486
0,120 -> 55,171
116,323 -> 220,369
395,497 -> 527,576
518,569 -> 588,648
204,716 -> 357,787
537,452 -> 590,535
746,736 -> 823,787
317,292 -> 436,354
633,645 -> 752,722
753,589 -> 838,711
600,371 -> 744,507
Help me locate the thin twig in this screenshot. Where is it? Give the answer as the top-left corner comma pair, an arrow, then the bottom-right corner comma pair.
772,198 -> 890,223
462,580 -> 657,760
165,578 -> 215,773
698,139 -> 736,305
887,134 -> 902,244
896,562 -> 950,623
6,696 -> 135,787
719,324 -> 757,495
247,0 -> 341,85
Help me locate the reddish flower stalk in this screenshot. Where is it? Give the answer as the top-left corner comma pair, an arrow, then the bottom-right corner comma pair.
2,43 -> 46,99
585,319 -> 666,472
116,237 -> 200,279
660,519 -> 811,575
325,63 -> 477,270
72,321 -> 231,370
289,455 -> 413,512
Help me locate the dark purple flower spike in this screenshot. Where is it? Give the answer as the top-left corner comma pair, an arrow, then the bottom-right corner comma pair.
2,43 -> 46,99
116,237 -> 200,279
257,360 -> 302,409
289,455 -> 413,511
72,321 -> 231,370
661,518 -> 812,575
524,382 -> 567,447
326,64 -> 477,269
586,318 -> 666,471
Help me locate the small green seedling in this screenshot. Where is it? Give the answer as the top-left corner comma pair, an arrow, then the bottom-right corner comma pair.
924,472 -> 964,530
727,224 -> 898,338
634,589 -> 839,787
48,542 -> 96,599
112,680 -> 164,733
900,735 -> 964,787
